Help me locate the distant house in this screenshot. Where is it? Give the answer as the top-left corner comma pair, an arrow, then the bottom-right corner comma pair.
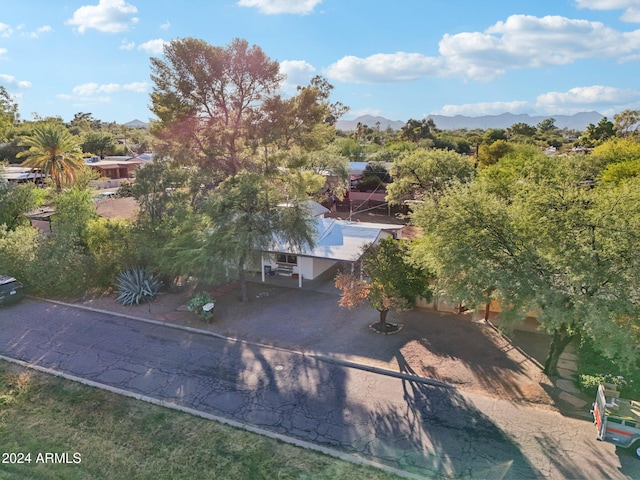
0,166 -> 46,185
85,155 -> 144,180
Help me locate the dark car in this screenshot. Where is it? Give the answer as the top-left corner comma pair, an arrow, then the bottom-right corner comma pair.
0,275 -> 24,306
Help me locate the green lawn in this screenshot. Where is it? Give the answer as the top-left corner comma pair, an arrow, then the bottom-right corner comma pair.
0,361 -> 400,480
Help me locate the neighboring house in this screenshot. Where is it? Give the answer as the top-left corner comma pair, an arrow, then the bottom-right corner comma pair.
85,155 -> 145,180
0,166 -> 46,185
260,214 -> 404,287
26,206 -> 56,232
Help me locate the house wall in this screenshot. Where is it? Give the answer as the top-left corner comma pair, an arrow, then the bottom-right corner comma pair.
262,255 -> 338,281
309,257 -> 336,280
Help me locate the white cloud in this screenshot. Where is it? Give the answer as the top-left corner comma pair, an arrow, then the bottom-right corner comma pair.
72,81 -> 149,96
576,0 -> 640,22
0,23 -> 13,38
442,15 -> 634,80
325,52 -> 443,83
621,7 -> 640,22
434,101 -> 531,117
326,14 -> 640,84
26,25 -> 53,39
430,86 -> 640,117
575,0 -> 640,8
280,60 -> 315,89
0,48 -> 7,60
119,39 -> 135,50
0,73 -> 31,88
535,85 -> 640,114
160,21 -> 171,30
237,0 -> 322,15
138,39 -> 168,55
66,0 -> 139,34
122,82 -> 148,92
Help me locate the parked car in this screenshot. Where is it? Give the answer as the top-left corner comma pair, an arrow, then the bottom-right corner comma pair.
0,275 -> 24,306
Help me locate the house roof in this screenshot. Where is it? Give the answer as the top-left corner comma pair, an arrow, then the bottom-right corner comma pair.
1,166 -> 46,181
85,156 -> 145,169
277,199 -> 330,217
268,217 -> 403,261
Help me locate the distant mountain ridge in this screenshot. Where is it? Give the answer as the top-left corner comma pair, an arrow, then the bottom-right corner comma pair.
336,112 -> 604,132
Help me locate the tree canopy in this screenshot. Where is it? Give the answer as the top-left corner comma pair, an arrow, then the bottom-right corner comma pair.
17,122 -> 86,191
335,237 -> 432,329
411,155 -> 640,375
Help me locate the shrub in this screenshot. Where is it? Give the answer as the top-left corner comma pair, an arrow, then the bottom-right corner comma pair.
579,374 -> 629,395
187,291 -> 215,321
577,336 -> 640,398
115,266 -> 160,305
116,181 -> 134,198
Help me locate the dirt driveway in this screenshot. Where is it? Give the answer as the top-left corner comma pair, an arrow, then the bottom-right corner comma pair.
80,278 -> 568,411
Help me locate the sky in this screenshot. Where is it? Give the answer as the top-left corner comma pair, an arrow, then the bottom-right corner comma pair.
2,0 -> 640,124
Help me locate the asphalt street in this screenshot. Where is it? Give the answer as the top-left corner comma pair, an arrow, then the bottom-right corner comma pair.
1,299 -> 639,479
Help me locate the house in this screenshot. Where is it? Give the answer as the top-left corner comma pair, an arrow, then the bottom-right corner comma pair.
0,166 -> 46,185
260,215 -> 404,287
85,155 -> 144,180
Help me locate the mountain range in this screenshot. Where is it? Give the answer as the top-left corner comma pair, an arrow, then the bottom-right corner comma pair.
336,112 -> 605,132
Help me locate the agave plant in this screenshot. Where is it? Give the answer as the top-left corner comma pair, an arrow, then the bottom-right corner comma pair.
115,266 -> 160,306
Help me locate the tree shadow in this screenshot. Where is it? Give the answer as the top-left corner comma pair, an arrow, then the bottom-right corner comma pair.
181,338 -> 542,478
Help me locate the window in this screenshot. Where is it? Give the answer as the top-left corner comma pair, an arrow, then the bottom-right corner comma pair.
277,254 -> 297,265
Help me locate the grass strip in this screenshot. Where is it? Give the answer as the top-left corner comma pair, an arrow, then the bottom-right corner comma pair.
0,361 -> 400,480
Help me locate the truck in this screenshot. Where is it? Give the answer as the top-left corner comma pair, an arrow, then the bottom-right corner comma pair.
591,383 -> 640,459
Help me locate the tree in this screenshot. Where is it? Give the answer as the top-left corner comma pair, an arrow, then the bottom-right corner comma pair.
335,237 -> 431,331
386,148 -> 475,204
477,139 -> 513,167
150,38 -> 284,173
590,137 -> 640,167
536,118 -> 557,135
578,117 -> 615,147
0,85 -> 19,142
202,172 -> 316,302
507,122 -> 536,138
0,182 -> 43,230
17,122 -> 87,191
411,159 -> 640,376
613,109 -> 640,137
129,159 -> 190,284
82,131 -> 115,158
52,186 -> 97,243
399,118 -> 437,143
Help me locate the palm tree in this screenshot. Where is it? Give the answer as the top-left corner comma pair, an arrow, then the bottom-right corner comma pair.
17,122 -> 86,191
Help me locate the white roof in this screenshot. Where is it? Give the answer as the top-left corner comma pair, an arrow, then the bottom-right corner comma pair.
0,167 -> 45,181
269,217 -> 403,261
277,199 -> 330,217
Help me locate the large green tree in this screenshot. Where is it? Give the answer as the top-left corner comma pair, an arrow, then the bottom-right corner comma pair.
202,172 -> 316,302
412,158 -> 640,376
150,37 -> 283,173
386,148 -> 475,204
17,122 -> 87,191
0,182 -> 43,230
0,85 -> 19,142
335,237 -> 432,330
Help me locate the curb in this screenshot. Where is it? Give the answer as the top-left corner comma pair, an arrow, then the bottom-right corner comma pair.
0,354 -> 426,480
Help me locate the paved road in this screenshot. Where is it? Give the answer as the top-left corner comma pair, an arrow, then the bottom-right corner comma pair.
1,299 -> 639,479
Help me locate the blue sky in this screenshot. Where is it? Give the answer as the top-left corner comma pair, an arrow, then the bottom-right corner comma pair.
2,0 -> 640,124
